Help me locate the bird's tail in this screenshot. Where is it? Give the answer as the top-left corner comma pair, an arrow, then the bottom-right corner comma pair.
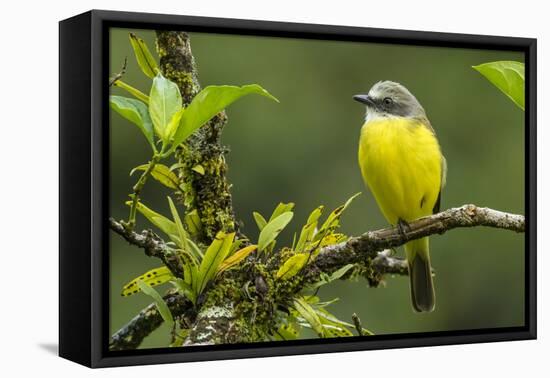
404,237 -> 435,312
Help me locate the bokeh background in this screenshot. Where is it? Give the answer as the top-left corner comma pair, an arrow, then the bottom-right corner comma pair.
109,27 -> 525,348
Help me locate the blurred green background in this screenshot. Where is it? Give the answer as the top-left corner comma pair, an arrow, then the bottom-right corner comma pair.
109,28 -> 525,348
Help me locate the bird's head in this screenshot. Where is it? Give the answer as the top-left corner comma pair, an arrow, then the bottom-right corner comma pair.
353,81 -> 426,120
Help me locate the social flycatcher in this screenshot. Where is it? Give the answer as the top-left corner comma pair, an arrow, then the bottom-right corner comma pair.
354,81 -> 446,312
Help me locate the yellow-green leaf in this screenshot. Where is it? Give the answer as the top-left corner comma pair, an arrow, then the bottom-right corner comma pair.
258,212 -> 293,252
276,253 -> 308,280
218,245 -> 257,275
121,266 -> 173,297
473,61 -> 525,110
113,80 -> 150,104
168,196 -> 188,252
253,212 -> 267,231
191,165 -> 205,175
293,297 -> 324,337
129,33 -> 160,79
149,74 -> 182,142
274,322 -> 300,340
165,108 -> 185,141
317,193 -> 361,238
184,209 -> 202,239
127,201 -> 177,239
137,280 -> 174,326
196,232 -> 235,293
131,164 -> 181,189
269,202 -> 295,222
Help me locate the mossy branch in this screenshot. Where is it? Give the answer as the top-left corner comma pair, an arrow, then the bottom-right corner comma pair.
155,31 -> 238,244
109,204 -> 524,347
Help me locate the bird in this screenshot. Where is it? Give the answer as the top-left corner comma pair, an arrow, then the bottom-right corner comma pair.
354,81 -> 446,312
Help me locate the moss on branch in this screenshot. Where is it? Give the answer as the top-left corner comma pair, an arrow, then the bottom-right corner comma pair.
155,30 -> 238,244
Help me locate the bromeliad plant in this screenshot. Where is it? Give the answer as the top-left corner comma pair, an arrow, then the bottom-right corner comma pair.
110,33 -> 278,230
111,33 -> 372,345
120,193 -> 372,342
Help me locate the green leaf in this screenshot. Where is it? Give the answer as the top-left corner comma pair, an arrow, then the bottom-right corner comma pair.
129,33 -> 160,79
168,84 -> 279,153
274,322 -> 300,340
295,206 -> 324,253
276,253 -> 308,280
137,280 -> 174,326
317,193 -> 361,238
257,212 -> 294,252
110,96 -> 155,149
253,212 -> 267,231
191,165 -> 205,175
269,202 -> 295,222
218,245 -> 257,275
196,232 -> 235,294
171,278 -> 196,304
184,209 -> 202,239
168,196 -> 188,252
165,108 -> 185,141
130,164 -> 181,190
293,297 -> 324,337
121,266 -> 173,297
149,74 -> 183,141
113,80 -> 150,104
176,249 -> 199,298
127,201 -> 178,242
473,61 -> 525,110
308,264 -> 354,291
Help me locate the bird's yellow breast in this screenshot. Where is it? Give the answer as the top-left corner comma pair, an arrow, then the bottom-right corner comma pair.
358,117 -> 442,225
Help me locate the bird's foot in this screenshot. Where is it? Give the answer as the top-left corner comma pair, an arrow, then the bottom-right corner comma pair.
397,218 -> 411,241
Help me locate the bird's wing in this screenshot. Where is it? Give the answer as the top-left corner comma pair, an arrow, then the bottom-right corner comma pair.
433,155 -> 447,214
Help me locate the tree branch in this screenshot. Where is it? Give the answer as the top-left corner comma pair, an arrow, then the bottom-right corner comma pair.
308,204 -> 524,282
184,204 -> 524,345
109,204 -> 524,347
109,292 -> 193,351
155,31 -> 240,244
109,217 -> 184,278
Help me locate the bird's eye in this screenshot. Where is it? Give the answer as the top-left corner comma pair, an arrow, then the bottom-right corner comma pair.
383,97 -> 393,105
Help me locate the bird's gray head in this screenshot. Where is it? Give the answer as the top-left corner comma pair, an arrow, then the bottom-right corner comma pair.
353,81 -> 426,120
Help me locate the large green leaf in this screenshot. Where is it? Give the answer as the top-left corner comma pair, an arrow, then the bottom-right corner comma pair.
137,280 -> 174,326
473,61 -> 525,110
129,33 -> 160,79
149,74 -> 183,141
168,85 -> 279,153
257,212 -> 294,252
196,232 -> 235,294
109,96 -> 155,149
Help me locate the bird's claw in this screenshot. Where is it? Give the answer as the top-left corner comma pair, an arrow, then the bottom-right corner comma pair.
397,218 -> 411,241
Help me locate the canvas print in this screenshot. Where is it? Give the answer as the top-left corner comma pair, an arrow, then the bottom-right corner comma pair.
108,27 -> 526,351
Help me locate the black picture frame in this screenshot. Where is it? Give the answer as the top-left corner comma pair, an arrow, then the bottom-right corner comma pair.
59,9 -> 537,368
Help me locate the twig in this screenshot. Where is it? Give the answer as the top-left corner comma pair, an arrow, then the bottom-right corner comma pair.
352,313 -> 365,336
109,217 -> 184,278
108,57 -> 128,87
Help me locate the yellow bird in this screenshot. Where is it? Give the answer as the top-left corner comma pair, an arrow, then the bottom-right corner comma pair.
354,81 -> 446,312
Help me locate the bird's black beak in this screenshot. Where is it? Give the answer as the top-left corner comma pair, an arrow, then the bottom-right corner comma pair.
353,94 -> 374,107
